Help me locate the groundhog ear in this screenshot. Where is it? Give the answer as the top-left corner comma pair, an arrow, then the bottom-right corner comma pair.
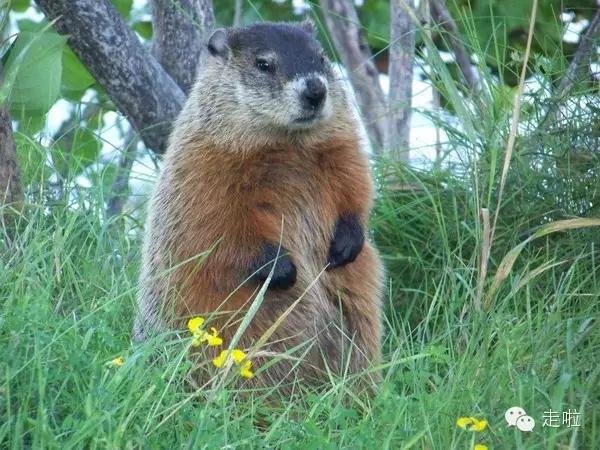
208,29 -> 229,58
299,19 -> 317,36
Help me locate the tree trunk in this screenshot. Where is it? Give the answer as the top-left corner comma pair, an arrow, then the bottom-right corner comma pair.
233,0 -> 243,26
386,0 -> 415,162
429,0 -> 479,92
151,0 -> 215,94
320,0 -> 387,151
0,62 -> 24,216
34,0 -> 186,154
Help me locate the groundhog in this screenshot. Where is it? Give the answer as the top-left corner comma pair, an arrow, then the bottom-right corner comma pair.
133,21 -> 384,391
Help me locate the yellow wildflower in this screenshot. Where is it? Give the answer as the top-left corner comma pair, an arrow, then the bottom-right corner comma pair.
457,416 -> 487,431
230,349 -> 247,363
239,360 -> 254,379
205,328 -> 223,346
192,327 -> 223,347
191,334 -> 204,347
473,445 -> 488,450
457,417 -> 474,429
110,356 -> 124,367
212,350 -> 228,368
212,349 -> 254,378
187,316 -> 205,334
188,316 -> 223,348
213,349 -> 247,367
470,418 -> 488,431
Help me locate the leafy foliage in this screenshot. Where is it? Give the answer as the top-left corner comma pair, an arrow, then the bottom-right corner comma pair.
2,30 -> 65,113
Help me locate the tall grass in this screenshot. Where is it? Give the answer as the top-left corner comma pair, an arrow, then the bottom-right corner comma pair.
2,8 -> 600,449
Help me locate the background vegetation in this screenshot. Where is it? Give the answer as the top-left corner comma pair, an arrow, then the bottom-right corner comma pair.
1,0 -> 600,449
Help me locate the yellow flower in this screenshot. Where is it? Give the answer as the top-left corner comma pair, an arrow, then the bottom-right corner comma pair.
110,356 -> 124,367
188,316 -> 223,348
469,418 -> 488,432
230,349 -> 247,363
191,333 -> 204,347
192,327 -> 223,347
187,316 -> 205,334
205,328 -> 223,346
457,416 -> 487,431
213,349 -> 247,367
457,417 -> 474,429
212,349 -> 253,378
212,350 -> 228,368
239,360 -> 254,379
473,444 -> 488,450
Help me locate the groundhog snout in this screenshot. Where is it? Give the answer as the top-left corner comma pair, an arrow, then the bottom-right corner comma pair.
302,77 -> 327,110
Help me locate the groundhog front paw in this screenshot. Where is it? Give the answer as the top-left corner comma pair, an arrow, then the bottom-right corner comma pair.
251,243 -> 297,289
327,213 -> 364,270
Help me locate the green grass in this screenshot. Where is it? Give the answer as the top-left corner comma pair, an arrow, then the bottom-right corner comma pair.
1,153 -> 599,449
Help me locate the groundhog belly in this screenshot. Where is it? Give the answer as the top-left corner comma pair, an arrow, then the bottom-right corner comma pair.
237,149 -> 378,377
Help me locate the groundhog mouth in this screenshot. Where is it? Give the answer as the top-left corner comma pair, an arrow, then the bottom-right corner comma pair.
292,112 -> 322,127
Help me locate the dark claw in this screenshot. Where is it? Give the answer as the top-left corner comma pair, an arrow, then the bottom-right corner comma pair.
251,243 -> 297,289
327,213 -> 364,270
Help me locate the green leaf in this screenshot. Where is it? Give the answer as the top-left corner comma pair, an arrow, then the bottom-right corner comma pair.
16,18 -> 45,32
111,0 -> 133,19
133,21 -> 153,40
3,30 -> 65,114
10,0 -> 30,12
61,47 -> 95,100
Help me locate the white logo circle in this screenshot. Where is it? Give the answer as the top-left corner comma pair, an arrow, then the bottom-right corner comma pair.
516,415 -> 536,432
505,406 -> 527,426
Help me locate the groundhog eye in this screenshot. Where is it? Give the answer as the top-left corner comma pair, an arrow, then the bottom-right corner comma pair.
256,58 -> 273,73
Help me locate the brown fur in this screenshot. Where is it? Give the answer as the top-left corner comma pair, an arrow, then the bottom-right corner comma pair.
134,23 -> 384,392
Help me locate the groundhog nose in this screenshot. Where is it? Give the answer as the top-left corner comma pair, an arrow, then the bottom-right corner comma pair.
302,78 -> 327,109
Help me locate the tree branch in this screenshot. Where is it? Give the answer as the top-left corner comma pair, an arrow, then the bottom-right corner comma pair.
319,0 -> 387,150
386,0 -> 416,161
106,128 -> 137,219
429,0 -> 479,92
151,0 -> 214,94
0,62 -> 24,210
556,8 -> 600,100
233,0 -> 243,27
34,0 -> 186,154
542,7 -> 600,131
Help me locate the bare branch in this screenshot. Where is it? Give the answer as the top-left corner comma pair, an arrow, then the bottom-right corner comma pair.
556,8 -> 600,100
420,0 -> 442,163
319,0 -> 387,150
0,62 -> 24,212
106,128 -> 137,219
386,0 -> 416,161
34,0 -> 186,154
429,0 -> 479,92
151,0 -> 215,93
541,7 -> 600,131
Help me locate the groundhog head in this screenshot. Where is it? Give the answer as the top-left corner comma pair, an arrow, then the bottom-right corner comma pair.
206,21 -> 338,131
